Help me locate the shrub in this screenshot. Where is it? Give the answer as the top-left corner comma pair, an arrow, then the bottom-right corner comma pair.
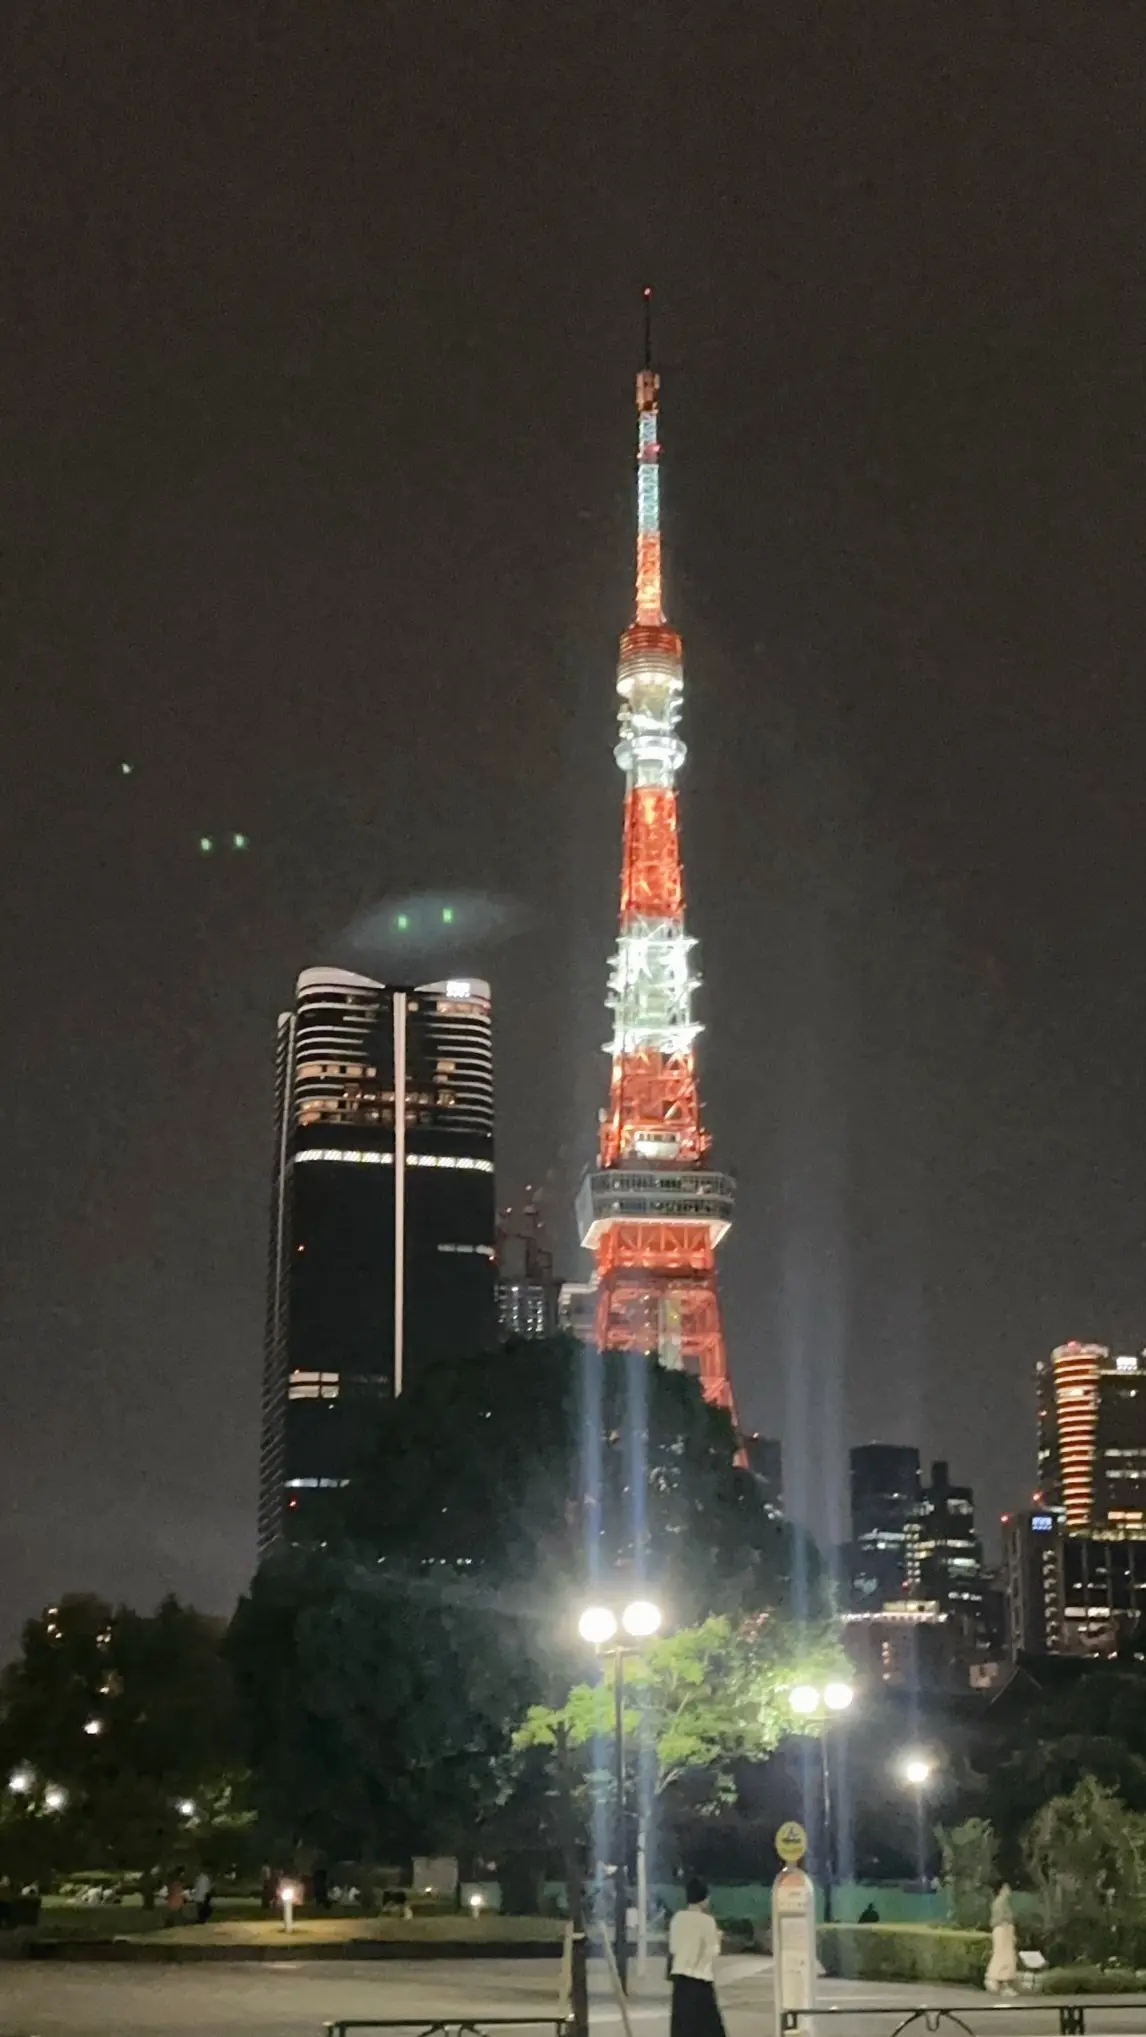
937,1818 -> 997,1931
714,1915 -> 756,1949
820,1924 -> 991,1985
1040,1966 -> 1145,1995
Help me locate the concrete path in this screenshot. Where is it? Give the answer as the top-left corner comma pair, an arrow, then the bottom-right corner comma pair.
3,1952 -> 1145,2037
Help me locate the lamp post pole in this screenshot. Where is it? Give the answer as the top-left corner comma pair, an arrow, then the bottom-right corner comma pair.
789,1681 -> 855,1929
819,1733 -> 835,1923
612,1644 -> 628,1994
577,1597 -> 663,2000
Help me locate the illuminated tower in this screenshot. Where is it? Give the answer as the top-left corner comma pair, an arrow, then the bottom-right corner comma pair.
576,298 -> 736,1414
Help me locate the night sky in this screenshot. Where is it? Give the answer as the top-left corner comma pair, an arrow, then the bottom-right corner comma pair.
1,3 -> 1143,1651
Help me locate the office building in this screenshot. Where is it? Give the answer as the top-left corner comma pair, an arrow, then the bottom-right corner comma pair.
496,1195 -> 560,1342
258,968 -> 496,1554
906,1459 -> 985,1625
1003,1508 -> 1146,1657
1037,1343 -> 1146,1535
848,1444 -> 921,1606
557,1282 -> 598,1347
744,1434 -> 784,1514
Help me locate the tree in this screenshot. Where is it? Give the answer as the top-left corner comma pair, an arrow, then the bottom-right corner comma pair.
227,1546 -> 543,1862
937,1817 -> 997,1929
979,1665 -> 1146,1855
0,1594 -> 246,1891
345,1339 -> 827,1624
515,1612 -> 850,1811
1024,1775 -> 1146,1968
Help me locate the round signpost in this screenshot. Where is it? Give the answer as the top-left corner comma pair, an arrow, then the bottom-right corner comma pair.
772,1826 -> 816,2037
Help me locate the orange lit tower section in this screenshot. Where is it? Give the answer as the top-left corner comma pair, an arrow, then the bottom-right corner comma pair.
576,300 -> 737,1415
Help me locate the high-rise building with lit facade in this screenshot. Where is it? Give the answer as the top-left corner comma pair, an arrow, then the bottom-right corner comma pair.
906,1459 -> 985,1625
258,967 -> 496,1554
1003,1508 -> 1146,1657
1037,1343 -> 1146,1536
496,1196 -> 560,1342
848,1443 -> 922,1606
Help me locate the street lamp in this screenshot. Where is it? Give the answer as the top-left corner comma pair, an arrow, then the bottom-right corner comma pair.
83,1717 -> 103,1737
7,1766 -> 34,1796
899,1752 -> 934,1882
43,1784 -> 68,1813
578,1596 -> 663,1993
788,1681 -> 855,1920
279,1878 -> 300,1932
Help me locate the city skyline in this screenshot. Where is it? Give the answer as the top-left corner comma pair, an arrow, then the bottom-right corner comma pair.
0,6 -> 1143,1649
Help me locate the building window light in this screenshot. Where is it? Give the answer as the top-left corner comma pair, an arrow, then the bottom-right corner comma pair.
292,1146 -> 492,1175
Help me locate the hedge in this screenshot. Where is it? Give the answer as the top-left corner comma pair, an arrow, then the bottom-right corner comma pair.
1041,1967 -> 1146,1995
819,1924 -> 991,1985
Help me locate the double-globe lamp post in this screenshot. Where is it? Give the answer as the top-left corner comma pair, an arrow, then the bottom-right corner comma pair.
788,1680 -> 855,1921
578,1597 -> 662,1994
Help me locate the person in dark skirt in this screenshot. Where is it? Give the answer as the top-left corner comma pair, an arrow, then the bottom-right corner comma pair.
669,1878 -> 727,2037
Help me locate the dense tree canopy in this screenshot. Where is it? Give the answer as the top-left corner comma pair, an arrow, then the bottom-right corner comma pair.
344,1338 -> 827,1625
227,1547 -> 541,1860
227,1342 -> 833,1865
976,1664 -> 1146,1852
0,1594 -> 248,1884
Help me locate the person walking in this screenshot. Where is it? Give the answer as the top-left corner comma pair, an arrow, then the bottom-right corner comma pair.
191,1868 -> 213,1925
669,1879 -> 727,2037
985,1881 -> 1017,1994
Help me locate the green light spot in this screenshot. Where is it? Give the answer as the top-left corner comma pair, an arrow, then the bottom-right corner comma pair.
396,913 -> 409,931
442,906 -> 454,925
199,836 -> 214,854
231,832 -> 249,850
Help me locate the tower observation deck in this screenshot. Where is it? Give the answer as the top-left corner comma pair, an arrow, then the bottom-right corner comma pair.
577,298 -> 737,1415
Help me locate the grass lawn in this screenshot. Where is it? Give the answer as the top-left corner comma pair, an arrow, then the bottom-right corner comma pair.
162,1914 -> 564,1947
29,1902 -> 562,1947
34,1896 -> 261,1937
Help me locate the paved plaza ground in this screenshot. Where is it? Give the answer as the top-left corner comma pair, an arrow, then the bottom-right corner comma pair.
4,1954 -> 1146,2037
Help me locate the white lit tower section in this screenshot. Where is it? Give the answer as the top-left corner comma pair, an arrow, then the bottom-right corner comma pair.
576,301 -> 737,1415
258,969 -> 496,1554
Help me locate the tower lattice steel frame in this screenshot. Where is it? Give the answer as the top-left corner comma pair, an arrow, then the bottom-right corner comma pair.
577,302 -> 737,1416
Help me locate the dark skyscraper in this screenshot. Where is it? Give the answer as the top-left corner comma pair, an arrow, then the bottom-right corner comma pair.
496,1196 -> 560,1343
258,967 -> 495,1553
848,1443 -> 922,1606
745,1434 -> 784,1515
906,1459 -> 985,1625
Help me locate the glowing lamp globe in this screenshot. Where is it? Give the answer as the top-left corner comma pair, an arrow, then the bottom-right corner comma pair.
43,1784 -> 68,1813
903,1756 -> 932,1787
621,1599 -> 662,1639
823,1681 -> 855,1712
578,1605 -> 618,1646
7,1765 -> 34,1796
789,1684 -> 820,1716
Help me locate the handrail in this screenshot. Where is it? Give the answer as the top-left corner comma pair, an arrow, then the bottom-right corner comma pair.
783,2000 -> 1143,2036
325,2020 -> 574,2037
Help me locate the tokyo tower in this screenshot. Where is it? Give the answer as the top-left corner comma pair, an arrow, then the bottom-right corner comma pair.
576,298 -> 737,1417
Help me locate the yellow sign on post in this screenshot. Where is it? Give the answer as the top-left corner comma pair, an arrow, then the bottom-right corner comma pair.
775,1821 -> 808,1864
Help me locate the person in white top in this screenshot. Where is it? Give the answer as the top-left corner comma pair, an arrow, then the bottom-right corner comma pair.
668,1878 -> 726,2037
